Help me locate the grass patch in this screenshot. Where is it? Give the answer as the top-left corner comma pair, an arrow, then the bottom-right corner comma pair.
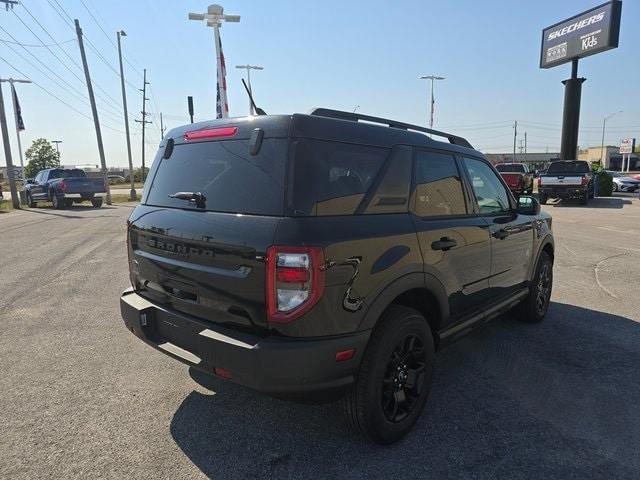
0,199 -> 13,212
110,194 -> 140,203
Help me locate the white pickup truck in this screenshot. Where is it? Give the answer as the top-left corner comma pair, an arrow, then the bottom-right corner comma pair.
537,160 -> 594,205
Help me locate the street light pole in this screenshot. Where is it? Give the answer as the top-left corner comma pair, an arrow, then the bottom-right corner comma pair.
235,64 -> 263,115
0,79 -> 20,208
600,110 -> 622,168
117,30 -> 136,200
419,75 -> 445,130
188,5 -> 240,118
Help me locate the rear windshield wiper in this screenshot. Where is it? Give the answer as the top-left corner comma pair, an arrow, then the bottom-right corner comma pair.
168,191 -> 206,209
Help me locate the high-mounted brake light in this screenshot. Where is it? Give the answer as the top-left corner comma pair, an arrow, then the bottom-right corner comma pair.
266,246 -> 325,324
184,126 -> 238,141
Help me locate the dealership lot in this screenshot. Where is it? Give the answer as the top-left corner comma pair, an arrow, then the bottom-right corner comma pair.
1,197 -> 639,479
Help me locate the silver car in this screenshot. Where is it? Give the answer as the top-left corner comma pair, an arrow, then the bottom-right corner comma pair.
607,171 -> 640,192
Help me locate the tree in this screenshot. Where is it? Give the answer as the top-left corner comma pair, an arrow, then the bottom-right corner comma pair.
24,138 -> 60,178
128,167 -> 149,183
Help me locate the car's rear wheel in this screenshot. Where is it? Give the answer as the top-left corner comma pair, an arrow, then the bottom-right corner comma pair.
580,193 -> 588,205
613,183 -> 618,192
539,194 -> 547,205
91,198 -> 103,208
64,199 -> 74,208
341,305 -> 434,444
514,251 -> 553,323
52,194 -> 64,209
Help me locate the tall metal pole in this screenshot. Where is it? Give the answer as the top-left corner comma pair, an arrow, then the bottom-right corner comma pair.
7,79 -> 31,182
117,30 -> 136,200
600,111 -> 622,168
513,120 -> 518,162
212,24 -> 228,118
135,69 -> 151,183
160,112 -> 166,140
0,81 -> 20,208
429,78 -> 435,130
560,59 -> 585,160
75,19 -> 111,205
419,75 -> 444,132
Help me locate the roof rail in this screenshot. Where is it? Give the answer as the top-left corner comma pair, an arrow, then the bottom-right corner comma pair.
309,108 -> 473,149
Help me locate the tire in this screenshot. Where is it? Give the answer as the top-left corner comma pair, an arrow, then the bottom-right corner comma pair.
52,194 -> 64,209
64,199 -> 74,208
539,194 -> 547,205
579,193 -> 588,205
613,183 -> 618,192
514,251 -> 553,323
91,198 -> 103,208
26,192 -> 37,208
341,305 -> 435,445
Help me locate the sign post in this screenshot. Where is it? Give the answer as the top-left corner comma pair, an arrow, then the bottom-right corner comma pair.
619,138 -> 635,172
540,1 -> 622,161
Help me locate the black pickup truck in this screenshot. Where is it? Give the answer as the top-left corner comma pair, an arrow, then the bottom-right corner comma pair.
25,168 -> 107,209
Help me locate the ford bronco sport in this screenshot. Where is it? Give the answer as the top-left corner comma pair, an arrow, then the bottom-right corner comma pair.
120,108 -> 554,444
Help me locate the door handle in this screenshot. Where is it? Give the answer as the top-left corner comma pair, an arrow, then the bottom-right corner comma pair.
431,237 -> 457,251
493,229 -> 510,240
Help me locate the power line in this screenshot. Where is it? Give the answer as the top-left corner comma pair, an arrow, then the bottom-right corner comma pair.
0,37 -> 75,47
15,5 -> 130,120
0,55 -> 125,133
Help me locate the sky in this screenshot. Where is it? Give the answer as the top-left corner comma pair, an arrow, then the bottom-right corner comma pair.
1,0 -> 639,169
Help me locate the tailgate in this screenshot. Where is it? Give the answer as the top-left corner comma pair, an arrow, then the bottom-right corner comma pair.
128,205 -> 279,333
65,177 -> 106,194
540,175 -> 583,186
500,173 -> 523,187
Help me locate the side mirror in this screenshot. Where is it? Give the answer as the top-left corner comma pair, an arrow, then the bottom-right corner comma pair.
517,195 -> 540,215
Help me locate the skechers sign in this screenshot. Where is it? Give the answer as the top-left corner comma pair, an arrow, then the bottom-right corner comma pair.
540,1 -> 622,69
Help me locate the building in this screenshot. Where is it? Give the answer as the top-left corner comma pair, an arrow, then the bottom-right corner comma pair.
484,152 -> 560,172
578,146 -> 639,171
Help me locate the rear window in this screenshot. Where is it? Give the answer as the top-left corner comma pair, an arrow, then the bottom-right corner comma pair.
547,161 -> 590,174
289,140 -> 388,216
495,164 -> 525,173
145,138 -> 287,215
51,169 -> 86,179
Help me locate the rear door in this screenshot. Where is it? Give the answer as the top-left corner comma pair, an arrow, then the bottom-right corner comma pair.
129,135 -> 289,333
32,171 -> 48,199
410,149 -> 492,321
461,157 -> 534,299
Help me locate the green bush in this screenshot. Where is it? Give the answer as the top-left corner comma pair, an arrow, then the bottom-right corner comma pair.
597,171 -> 613,196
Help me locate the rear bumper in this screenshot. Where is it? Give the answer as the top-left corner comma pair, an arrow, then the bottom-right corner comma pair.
60,192 -> 106,199
540,186 -> 587,199
120,288 -> 370,400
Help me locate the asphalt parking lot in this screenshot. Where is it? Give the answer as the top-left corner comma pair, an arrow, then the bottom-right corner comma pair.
1,196 -> 639,479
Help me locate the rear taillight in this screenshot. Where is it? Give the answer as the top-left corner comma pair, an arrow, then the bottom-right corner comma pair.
59,180 -> 67,192
581,175 -> 590,185
266,246 -> 325,324
537,176 -> 542,187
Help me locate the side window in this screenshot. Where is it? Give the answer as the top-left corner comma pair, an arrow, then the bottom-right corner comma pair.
463,157 -> 511,214
411,151 -> 467,217
290,140 -> 387,216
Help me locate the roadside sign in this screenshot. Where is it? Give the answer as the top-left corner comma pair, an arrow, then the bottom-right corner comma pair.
540,1 -> 622,69
620,138 -> 635,154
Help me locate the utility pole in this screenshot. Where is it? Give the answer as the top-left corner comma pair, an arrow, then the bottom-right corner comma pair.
235,64 -> 263,115
160,112 -> 166,140
0,80 -> 20,208
134,69 -> 151,183
1,0 -> 19,11
518,139 -> 525,154
2,78 -> 31,183
187,96 -> 194,123
513,120 -> 518,162
117,29 -> 136,200
524,131 -> 527,164
600,110 -> 622,168
75,19 -> 111,205
52,140 -> 62,157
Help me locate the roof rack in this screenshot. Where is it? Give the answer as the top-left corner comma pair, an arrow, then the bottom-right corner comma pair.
309,108 -> 473,149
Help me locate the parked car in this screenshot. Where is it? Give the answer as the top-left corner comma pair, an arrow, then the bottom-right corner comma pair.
607,171 -> 640,192
120,109 -> 554,444
538,160 -> 593,205
108,175 -> 127,185
495,163 -> 534,195
25,168 -> 107,209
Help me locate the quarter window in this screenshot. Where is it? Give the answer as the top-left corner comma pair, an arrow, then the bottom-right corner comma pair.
411,151 -> 466,217
463,157 -> 511,214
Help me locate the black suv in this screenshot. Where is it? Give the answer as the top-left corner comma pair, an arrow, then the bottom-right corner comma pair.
121,109 -> 554,444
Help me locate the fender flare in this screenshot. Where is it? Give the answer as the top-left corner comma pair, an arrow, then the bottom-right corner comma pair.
529,234 -> 554,282
357,272 -> 450,332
